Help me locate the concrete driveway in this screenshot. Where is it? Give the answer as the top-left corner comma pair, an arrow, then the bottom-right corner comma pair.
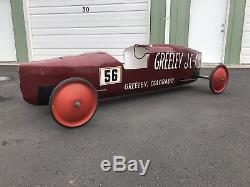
0,66 -> 249,186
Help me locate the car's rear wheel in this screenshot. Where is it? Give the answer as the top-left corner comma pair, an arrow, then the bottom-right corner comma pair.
49,78 -> 98,128
209,64 -> 229,94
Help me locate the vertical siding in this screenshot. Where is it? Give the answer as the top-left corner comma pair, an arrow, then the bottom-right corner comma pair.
240,0 -> 250,64
10,0 -> 28,62
224,0 -> 246,65
169,0 -> 191,46
150,0 -> 166,44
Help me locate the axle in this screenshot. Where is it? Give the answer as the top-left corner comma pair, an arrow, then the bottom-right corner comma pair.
198,75 -> 210,80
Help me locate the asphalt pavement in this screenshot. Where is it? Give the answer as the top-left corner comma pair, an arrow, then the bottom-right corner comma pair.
0,66 -> 249,186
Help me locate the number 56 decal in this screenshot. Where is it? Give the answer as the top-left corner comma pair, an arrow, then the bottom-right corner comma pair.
99,66 -> 122,86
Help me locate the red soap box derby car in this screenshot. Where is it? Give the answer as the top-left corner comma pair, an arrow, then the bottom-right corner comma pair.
19,44 -> 229,128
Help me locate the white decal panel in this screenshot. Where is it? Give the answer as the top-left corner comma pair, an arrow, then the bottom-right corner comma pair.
99,66 -> 122,86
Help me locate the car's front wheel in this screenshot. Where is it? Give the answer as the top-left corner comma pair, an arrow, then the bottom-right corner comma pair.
49,78 -> 98,128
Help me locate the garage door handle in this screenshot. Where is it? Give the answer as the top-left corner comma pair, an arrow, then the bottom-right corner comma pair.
221,24 -> 225,32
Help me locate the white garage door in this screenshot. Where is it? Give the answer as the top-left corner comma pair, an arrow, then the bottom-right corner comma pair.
240,0 -> 250,64
0,0 -> 16,62
25,0 -> 150,62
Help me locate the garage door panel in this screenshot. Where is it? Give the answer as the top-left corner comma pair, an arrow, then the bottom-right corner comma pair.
30,11 -> 148,28
243,24 -> 250,31
30,3 -> 148,15
32,34 -> 148,49
241,48 -> 250,55
240,57 -> 250,63
31,26 -> 148,35
242,38 -> 250,48
242,32 -> 250,38
29,0 -> 148,7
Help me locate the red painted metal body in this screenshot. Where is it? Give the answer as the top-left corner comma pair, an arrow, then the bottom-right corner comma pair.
19,44 -> 201,105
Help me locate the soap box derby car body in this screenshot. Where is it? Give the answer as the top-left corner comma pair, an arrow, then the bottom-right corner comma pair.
19,44 -> 229,128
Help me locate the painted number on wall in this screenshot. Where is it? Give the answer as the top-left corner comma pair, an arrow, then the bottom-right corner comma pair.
99,67 -> 122,86
82,6 -> 90,13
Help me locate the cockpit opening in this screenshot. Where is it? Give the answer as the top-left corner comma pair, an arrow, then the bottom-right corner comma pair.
123,45 -> 149,69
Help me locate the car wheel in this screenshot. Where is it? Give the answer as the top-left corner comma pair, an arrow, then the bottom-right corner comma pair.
209,64 -> 229,94
49,78 -> 98,128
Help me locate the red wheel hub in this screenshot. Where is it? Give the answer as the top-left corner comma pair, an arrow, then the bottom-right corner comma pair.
210,65 -> 229,94
50,79 -> 97,127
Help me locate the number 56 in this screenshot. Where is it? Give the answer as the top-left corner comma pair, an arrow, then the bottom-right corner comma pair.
99,67 -> 122,86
